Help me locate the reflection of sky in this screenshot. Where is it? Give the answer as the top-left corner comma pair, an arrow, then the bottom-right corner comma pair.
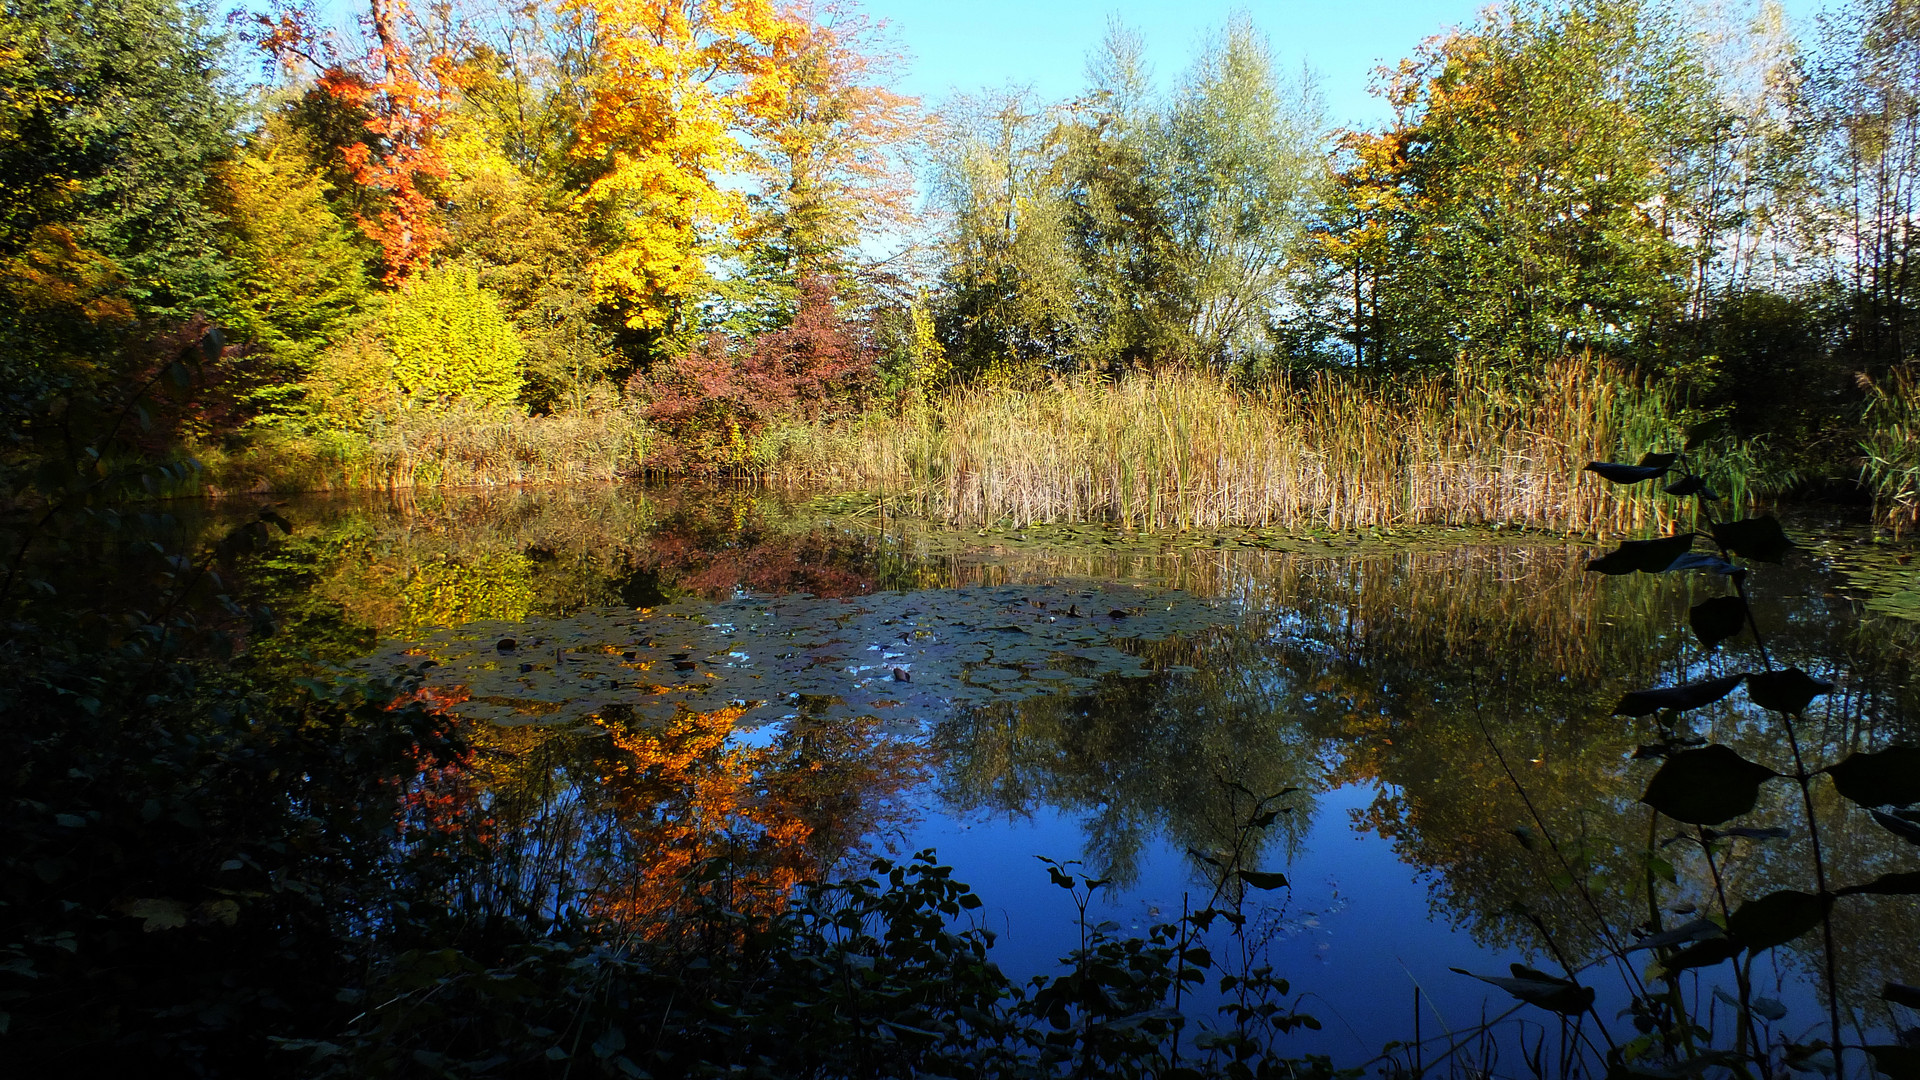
893,777 -> 1833,1065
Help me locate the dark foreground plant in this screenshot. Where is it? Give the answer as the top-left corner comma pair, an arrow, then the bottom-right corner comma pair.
1429,446 -> 1920,1080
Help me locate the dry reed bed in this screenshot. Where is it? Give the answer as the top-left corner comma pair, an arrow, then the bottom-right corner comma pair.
205,408 -> 650,493
800,358 -> 1687,535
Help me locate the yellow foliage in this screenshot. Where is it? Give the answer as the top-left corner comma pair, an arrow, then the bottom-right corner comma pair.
0,223 -> 135,329
565,0 -> 805,329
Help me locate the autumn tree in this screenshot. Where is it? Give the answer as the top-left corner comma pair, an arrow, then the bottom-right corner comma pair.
564,0 -> 805,336
1321,0 -> 1716,371
742,2 -> 921,288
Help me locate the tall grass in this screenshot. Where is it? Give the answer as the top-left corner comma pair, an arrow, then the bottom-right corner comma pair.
786,357 -> 1707,535
1862,365 -> 1920,533
199,406 -> 650,494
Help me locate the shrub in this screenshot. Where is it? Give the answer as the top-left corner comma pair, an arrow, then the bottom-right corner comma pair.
383,263 -> 526,412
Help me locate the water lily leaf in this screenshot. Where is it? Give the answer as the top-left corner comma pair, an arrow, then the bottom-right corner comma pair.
1728,890 -> 1832,951
1641,745 -> 1778,825
1746,668 -> 1833,714
1451,964 -> 1593,1015
1587,461 -> 1671,484
1711,516 -> 1796,563
118,897 -> 188,932
1236,870 -> 1289,890
1827,746 -> 1920,807
1689,596 -> 1747,648
1587,534 -> 1696,575
1871,809 -> 1920,846
1650,936 -> 1743,978
1614,674 -> 1745,717
1838,872 -> 1920,896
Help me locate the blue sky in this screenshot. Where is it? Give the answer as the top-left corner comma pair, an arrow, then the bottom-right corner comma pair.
856,0 -> 1836,130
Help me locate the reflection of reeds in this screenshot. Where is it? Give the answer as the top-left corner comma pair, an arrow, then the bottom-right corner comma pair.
792,358 -> 1700,535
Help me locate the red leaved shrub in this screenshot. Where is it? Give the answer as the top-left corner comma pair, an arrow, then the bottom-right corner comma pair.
629,276 -> 876,471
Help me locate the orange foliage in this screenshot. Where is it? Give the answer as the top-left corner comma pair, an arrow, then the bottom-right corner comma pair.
258,0 -> 459,281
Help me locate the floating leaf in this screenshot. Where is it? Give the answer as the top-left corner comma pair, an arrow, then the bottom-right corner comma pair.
1747,668 -> 1833,714
1711,516 -> 1796,563
1641,745 -> 1777,825
1835,872 -> 1920,897
1689,596 -> 1747,649
1827,746 -> 1920,808
1751,997 -> 1789,1022
1727,890 -> 1831,952
1587,461 -> 1671,484
1614,674 -> 1745,717
118,897 -> 188,932
1236,870 -> 1290,890
1651,936 -> 1744,978
1587,534 -> 1696,575
1451,964 -> 1594,1015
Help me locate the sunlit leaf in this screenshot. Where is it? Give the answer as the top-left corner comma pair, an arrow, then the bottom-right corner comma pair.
1586,534 -> 1695,575
1711,516 -> 1796,563
1827,746 -> 1920,808
1727,890 -> 1831,951
1451,964 -> 1593,1015
1614,674 -> 1744,717
1689,596 -> 1747,648
1746,668 -> 1833,714
1641,745 -> 1777,825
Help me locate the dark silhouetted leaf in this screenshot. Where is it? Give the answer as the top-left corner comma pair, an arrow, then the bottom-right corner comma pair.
1587,534 -> 1696,575
1711,516 -> 1796,563
1872,810 -> 1920,846
1614,674 -> 1745,717
1839,872 -> 1920,897
1652,936 -> 1743,976
1451,964 -> 1594,1015
1639,452 -> 1679,469
1689,596 -> 1747,648
1884,984 -> 1920,1010
1641,745 -> 1777,825
1728,890 -> 1831,951
1704,826 -> 1788,841
1625,917 -> 1722,953
1236,870 -> 1289,890
1828,746 -> 1920,808
1869,1045 -> 1920,1080
1666,553 -> 1739,575
1509,826 -> 1535,850
1747,668 -> 1833,714
1665,475 -> 1719,499
1586,462 -> 1669,484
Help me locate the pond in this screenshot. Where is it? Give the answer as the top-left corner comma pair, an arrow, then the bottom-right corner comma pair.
204,483 -> 1920,1066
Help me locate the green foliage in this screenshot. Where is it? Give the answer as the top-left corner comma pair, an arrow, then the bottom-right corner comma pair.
382,263 -> 527,412
220,130 -> 374,420
0,0 -> 237,320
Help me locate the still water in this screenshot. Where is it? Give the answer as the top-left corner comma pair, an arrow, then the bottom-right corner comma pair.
215,484 -> 1917,1064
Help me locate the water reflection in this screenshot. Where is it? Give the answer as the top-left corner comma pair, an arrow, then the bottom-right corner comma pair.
217,484 -> 1919,1047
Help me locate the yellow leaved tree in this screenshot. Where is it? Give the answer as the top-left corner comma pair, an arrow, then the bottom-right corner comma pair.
567,0 -> 804,332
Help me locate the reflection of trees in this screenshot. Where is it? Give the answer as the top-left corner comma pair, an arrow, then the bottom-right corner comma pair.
933,629 -> 1320,891
439,705 -> 925,942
